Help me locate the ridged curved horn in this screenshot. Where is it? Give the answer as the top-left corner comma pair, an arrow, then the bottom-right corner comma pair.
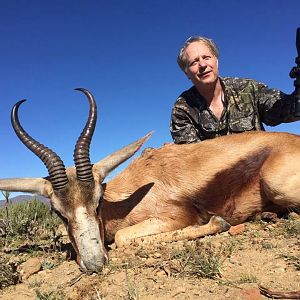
11,100 -> 69,190
73,88 -> 97,182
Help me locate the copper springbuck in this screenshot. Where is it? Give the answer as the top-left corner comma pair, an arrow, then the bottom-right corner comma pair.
1,88 -> 300,273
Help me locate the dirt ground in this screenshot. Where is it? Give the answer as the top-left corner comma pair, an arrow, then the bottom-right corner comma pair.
0,216 -> 300,300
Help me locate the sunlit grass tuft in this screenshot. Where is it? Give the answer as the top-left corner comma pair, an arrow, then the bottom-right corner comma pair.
170,240 -> 233,279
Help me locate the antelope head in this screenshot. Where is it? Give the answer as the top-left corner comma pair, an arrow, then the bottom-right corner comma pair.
0,88 -> 151,273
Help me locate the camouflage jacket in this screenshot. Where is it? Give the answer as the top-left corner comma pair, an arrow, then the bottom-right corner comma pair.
170,77 -> 297,144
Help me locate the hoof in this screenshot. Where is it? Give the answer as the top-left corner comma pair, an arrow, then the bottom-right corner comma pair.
210,215 -> 231,232
114,231 -> 129,248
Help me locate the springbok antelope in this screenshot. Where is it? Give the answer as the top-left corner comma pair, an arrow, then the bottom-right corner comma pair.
1,88 -> 300,273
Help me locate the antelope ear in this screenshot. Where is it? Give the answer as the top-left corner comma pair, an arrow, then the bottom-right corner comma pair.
93,132 -> 153,182
0,178 -> 53,198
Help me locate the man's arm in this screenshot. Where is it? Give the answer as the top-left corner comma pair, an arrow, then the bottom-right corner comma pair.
253,81 -> 300,126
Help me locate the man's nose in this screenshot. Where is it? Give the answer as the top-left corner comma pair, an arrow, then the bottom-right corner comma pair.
198,58 -> 207,68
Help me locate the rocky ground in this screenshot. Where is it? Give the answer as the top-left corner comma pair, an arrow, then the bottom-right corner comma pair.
0,214 -> 300,300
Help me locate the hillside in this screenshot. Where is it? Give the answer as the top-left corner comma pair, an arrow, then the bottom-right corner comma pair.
0,194 -> 50,207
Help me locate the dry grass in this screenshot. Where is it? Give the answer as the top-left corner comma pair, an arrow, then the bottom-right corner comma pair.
167,240 -> 234,279
0,199 -> 64,290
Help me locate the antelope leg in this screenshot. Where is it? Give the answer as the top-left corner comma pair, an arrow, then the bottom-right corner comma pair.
115,216 -> 231,247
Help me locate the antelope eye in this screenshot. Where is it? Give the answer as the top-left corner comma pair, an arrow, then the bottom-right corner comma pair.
52,208 -> 68,224
96,199 -> 103,213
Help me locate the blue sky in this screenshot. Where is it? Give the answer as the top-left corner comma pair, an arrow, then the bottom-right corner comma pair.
1,0 -> 300,199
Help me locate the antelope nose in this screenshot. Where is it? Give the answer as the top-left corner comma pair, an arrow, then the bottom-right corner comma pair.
80,254 -> 108,273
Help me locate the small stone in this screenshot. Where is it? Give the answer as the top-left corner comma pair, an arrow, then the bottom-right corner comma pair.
228,258 -> 238,264
228,224 -> 245,236
236,288 -> 262,300
110,257 -> 119,262
19,257 -> 42,280
288,212 -> 300,220
155,270 -> 167,277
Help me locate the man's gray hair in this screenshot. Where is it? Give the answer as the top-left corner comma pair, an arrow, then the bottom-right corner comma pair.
177,36 -> 219,72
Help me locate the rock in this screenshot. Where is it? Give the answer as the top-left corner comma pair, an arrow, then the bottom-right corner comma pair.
155,270 -> 167,277
19,257 -> 42,280
228,224 -> 245,236
288,212 -> 300,220
235,288 -> 263,300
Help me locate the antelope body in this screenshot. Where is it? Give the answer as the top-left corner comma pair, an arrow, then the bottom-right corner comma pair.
1,88 -> 300,273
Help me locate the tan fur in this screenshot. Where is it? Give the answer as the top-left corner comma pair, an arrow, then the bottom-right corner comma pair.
102,131 -> 300,245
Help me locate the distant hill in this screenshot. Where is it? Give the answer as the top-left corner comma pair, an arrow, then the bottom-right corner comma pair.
0,194 -> 50,207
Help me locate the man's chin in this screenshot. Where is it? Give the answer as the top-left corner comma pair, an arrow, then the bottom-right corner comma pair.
199,76 -> 218,85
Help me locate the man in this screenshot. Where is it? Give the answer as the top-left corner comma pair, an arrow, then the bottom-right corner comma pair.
170,36 -> 298,144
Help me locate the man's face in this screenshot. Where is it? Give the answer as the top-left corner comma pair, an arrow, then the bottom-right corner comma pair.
183,41 -> 219,87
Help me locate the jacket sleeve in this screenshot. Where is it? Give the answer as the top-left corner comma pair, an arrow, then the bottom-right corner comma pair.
170,105 -> 200,144
253,81 -> 300,126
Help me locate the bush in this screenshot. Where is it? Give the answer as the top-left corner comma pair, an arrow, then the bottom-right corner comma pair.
0,199 -> 62,243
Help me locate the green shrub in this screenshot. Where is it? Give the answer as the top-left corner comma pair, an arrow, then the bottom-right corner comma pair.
0,198 -> 62,243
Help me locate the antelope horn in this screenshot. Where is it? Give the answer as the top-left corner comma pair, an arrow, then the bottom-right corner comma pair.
11,100 -> 69,190
73,88 -> 97,182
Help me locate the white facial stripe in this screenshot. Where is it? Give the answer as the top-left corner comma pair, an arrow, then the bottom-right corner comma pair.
74,206 -> 107,272
75,206 -> 99,233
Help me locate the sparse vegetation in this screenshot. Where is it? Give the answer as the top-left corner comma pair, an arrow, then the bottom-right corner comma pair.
41,261 -> 57,270
284,219 -> 300,236
0,199 -> 64,290
169,240 -> 233,279
35,289 -> 65,300
0,258 -> 20,289
279,253 -> 300,271
0,208 -> 299,298
125,269 -> 139,300
261,241 -> 275,249
237,273 -> 258,284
